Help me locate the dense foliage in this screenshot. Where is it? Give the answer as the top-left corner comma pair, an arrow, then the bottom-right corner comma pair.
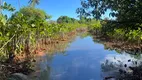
1,0 -> 142,79
0,7 -> 86,62
57,16 -> 78,23
77,0 -> 142,44
77,0 -> 142,22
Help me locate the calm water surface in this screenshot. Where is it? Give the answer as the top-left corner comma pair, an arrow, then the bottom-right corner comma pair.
34,35 -> 142,80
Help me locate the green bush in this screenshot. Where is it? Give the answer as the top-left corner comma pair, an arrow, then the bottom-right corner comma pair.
126,28 -> 142,43
88,20 -> 102,30
112,28 -> 126,40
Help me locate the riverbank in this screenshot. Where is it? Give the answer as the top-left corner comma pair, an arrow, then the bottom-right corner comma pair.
91,34 -> 142,54
0,28 -> 88,80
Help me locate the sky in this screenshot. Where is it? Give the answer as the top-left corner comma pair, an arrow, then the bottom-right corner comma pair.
3,0 -> 112,20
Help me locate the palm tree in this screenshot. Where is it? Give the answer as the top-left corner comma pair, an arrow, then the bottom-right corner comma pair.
0,0 -> 2,13
18,0 -> 21,9
0,0 -> 2,6
28,0 -> 40,8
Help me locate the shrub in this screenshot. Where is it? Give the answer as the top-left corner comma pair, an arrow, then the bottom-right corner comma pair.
126,28 -> 142,43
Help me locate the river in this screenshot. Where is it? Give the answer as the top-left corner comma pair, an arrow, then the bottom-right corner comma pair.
29,33 -> 142,80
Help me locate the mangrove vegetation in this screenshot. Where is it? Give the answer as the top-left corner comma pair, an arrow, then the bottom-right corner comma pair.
0,0 -> 142,80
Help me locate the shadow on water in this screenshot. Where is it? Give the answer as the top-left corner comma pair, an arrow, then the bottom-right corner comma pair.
101,53 -> 142,80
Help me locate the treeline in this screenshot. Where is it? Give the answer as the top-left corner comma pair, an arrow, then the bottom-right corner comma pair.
0,1 -> 90,62
101,20 -> 142,44
0,0 -> 103,62
0,1 -> 97,79
57,16 -> 101,30
77,0 -> 142,45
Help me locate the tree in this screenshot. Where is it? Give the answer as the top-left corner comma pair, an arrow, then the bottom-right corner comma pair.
0,0 -> 2,13
77,0 -> 142,23
28,0 -> 40,8
0,1 -> 15,14
57,16 -> 77,23
1,2 -> 15,12
18,0 -> 20,9
79,16 -> 87,23
18,7 -> 50,21
0,1 -> 15,24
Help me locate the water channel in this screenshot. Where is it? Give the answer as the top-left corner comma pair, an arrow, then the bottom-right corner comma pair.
30,33 -> 142,80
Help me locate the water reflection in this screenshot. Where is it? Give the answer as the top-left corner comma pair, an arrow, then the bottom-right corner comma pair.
92,36 -> 142,55
101,53 -> 142,80
29,32 -> 79,80
29,54 -> 51,80
30,32 -> 142,80
35,35 -> 111,80
40,67 -> 50,80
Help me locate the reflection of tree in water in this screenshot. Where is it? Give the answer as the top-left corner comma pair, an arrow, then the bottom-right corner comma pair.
92,35 -> 142,55
101,53 -> 142,80
79,32 -> 91,39
29,32 -> 79,80
5,31 -> 87,80
31,65 -> 51,80
38,66 -> 50,80
0,54 -> 35,80
43,33 -> 77,55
